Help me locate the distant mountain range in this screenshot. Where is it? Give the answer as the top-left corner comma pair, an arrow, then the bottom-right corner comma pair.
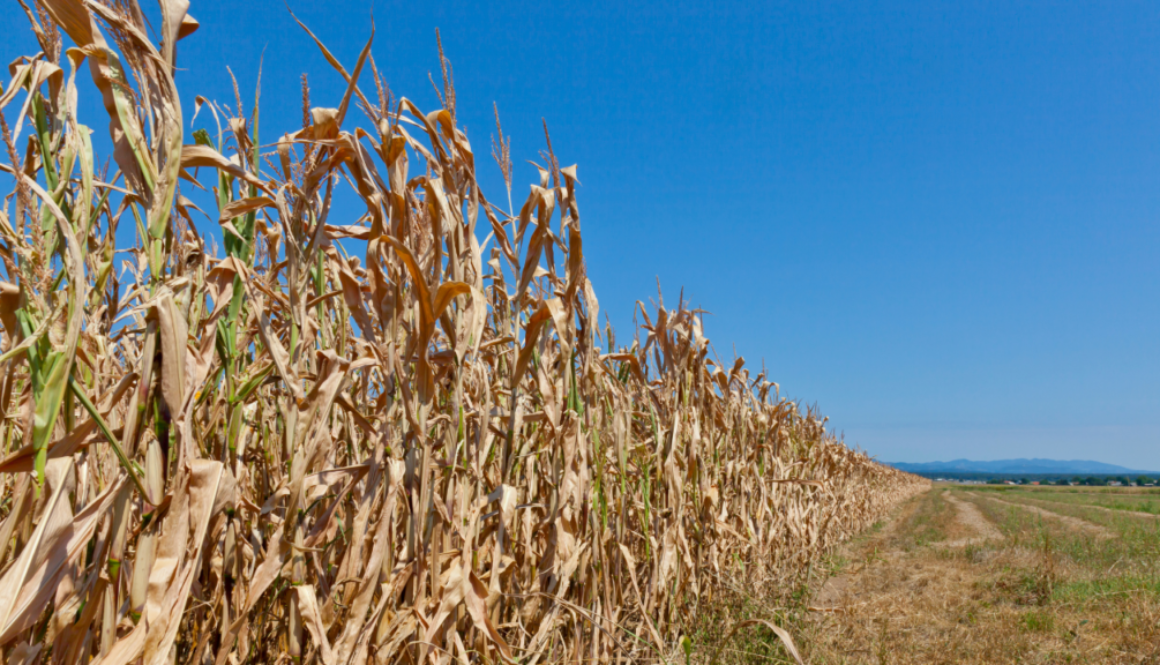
885,458 -> 1158,475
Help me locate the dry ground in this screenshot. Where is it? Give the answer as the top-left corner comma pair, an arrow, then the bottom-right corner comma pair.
727,485 -> 1160,664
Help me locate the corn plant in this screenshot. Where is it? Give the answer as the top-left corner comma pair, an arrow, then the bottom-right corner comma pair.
0,1 -> 929,663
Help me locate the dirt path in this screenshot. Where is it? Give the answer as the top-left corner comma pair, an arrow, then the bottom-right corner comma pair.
803,488 -> 1160,663
970,493 -> 1113,538
811,490 -> 1000,611
940,490 -> 1004,546
805,490 -> 1017,662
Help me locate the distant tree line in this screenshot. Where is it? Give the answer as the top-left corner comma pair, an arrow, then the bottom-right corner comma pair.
996,475 -> 1159,487
914,471 -> 1159,486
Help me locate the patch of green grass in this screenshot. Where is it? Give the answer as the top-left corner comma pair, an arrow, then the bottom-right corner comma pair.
1020,611 -> 1055,633
894,489 -> 951,549
1000,489 -> 1160,515
1053,576 -> 1160,603
687,589 -> 809,665
820,551 -> 849,579
1105,498 -> 1160,514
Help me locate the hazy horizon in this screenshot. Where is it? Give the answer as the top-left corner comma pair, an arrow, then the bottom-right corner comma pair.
883,456 -> 1160,472
851,424 -> 1160,468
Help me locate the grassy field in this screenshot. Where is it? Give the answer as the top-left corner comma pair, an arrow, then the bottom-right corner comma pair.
697,484 -> 1160,663
981,486 -> 1160,516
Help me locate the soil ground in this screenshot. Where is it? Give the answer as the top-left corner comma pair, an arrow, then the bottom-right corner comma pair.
793,485 -> 1160,664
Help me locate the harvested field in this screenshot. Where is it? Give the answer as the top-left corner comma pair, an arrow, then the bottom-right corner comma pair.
0,3 -> 927,664
972,493 -> 1113,539
800,486 -> 1160,664
998,489 -> 1160,519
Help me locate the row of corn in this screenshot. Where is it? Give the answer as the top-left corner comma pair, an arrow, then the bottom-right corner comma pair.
0,2 -> 928,663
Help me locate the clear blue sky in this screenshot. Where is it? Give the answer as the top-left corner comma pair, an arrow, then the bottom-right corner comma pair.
4,1 -> 1159,467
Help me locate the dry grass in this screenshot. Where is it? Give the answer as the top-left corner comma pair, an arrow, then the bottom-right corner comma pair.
0,2 -> 927,663
802,487 -> 1160,664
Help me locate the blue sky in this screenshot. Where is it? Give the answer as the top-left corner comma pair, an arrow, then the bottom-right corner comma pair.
3,1 -> 1159,467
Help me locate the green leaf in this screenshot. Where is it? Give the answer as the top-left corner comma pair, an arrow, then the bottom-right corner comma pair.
31,350 -> 69,488
232,362 -> 274,405
69,376 -> 154,504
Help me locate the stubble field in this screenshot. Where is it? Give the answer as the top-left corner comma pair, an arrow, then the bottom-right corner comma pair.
777,484 -> 1160,664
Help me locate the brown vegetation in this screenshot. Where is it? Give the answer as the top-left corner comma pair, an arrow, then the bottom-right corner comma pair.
804,487 -> 1160,664
0,2 -> 926,663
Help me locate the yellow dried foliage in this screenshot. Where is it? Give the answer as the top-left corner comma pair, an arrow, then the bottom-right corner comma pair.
0,2 -> 928,663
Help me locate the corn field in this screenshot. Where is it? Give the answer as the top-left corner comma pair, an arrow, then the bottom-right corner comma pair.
0,2 -> 928,663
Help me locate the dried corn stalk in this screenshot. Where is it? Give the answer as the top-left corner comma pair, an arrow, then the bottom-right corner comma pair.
0,2 -> 928,663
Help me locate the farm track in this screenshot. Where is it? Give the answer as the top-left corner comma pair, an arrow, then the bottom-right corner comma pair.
969,493 -> 1113,538
809,490 -> 1003,614
940,490 -> 1004,547
804,488 -> 1160,663
806,490 -> 1016,663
